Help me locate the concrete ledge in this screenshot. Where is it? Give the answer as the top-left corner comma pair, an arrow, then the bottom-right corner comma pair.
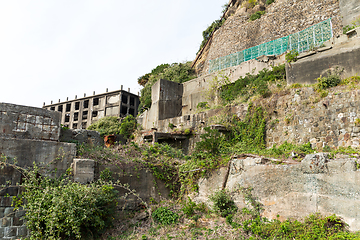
287,43 -> 360,85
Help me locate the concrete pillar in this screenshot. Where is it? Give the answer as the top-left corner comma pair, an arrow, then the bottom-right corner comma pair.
93,91 -> 95,95
106,88 -> 108,93
75,95 -> 77,99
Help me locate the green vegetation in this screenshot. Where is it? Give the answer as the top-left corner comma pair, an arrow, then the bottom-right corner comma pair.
152,207 -> 179,225
315,74 -> 341,90
209,189 -> 237,217
219,64 -> 286,104
266,0 -> 275,5
138,62 -> 196,113
87,115 -> 137,139
249,11 -> 266,21
285,49 -> 299,63
11,164 -> 118,240
118,115 -> 137,139
87,116 -> 121,136
243,0 -> 258,9
343,17 -> 360,34
198,19 -> 225,53
196,101 -> 209,110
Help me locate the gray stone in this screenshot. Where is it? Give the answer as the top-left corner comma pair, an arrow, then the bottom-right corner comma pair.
1,217 -> 12,227
17,225 -> 28,237
4,226 -> 16,237
301,153 -> 329,174
73,159 -> 95,184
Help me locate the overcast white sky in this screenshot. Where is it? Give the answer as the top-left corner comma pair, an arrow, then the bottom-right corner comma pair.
0,0 -> 225,108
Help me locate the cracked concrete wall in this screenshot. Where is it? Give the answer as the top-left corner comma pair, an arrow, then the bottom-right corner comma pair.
195,153 -> 360,231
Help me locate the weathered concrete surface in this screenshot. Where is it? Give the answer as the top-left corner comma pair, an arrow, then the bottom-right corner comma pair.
339,0 -> 360,26
73,159 -> 95,183
0,102 -> 61,141
0,138 -> 76,177
195,154 -> 360,231
286,38 -> 360,85
60,128 -> 103,146
97,163 -> 170,210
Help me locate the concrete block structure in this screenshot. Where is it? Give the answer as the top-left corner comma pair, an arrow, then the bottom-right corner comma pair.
43,88 -> 140,129
0,102 -> 76,239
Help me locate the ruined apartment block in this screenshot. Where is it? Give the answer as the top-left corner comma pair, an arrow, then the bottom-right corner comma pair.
43,88 -> 139,129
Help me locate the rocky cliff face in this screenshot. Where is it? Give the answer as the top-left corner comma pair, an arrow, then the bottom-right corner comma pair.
195,153 -> 360,231
194,0 -> 342,75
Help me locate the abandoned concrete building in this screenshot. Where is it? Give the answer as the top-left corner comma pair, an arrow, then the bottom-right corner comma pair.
43,87 -> 140,129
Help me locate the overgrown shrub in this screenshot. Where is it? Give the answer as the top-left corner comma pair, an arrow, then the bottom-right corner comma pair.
316,75 -> 341,90
197,101 -> 209,110
87,115 -> 137,139
209,189 -> 237,217
249,11 -> 265,21
119,115 -> 137,139
87,116 -> 121,137
266,0 -> 275,5
285,49 -> 299,63
195,127 -> 226,155
152,207 -> 179,225
13,165 -> 118,240
219,64 -> 286,104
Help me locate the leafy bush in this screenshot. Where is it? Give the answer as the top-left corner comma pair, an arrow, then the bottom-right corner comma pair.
209,189 -> 237,217
266,0 -> 275,5
13,165 -> 118,239
316,74 -> 341,90
87,115 -> 137,139
119,115 -> 137,139
219,64 -> 286,104
285,49 -> 299,63
87,116 -> 121,137
195,127 -> 226,155
249,11 -> 265,21
197,101 -> 209,110
152,207 -> 179,225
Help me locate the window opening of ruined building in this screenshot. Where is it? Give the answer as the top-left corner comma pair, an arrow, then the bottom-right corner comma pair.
74,112 -> 79,121
130,97 -> 135,106
66,103 -> 71,112
82,110 -> 88,120
73,123 -> 77,129
50,106 -> 55,111
58,105 -> 63,112
75,102 -> 80,110
129,108 -> 135,116
120,106 -> 128,115
84,100 -> 89,108
93,98 -> 99,106
81,123 -> 87,129
65,115 -> 70,122
64,124 -> 69,128
121,94 -> 128,104
92,111 -> 98,117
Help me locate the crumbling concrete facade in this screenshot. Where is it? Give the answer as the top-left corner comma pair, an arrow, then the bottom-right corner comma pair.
43,88 -> 139,130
